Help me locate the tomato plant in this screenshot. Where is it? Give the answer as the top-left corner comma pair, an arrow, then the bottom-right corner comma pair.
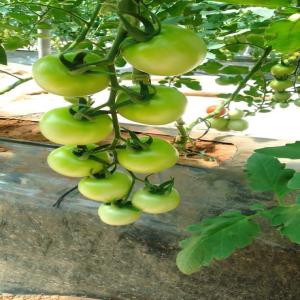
1,0 -> 300,280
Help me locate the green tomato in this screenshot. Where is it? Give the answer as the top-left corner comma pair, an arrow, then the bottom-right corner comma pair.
47,144 -> 111,177
228,109 -> 244,120
40,107 -> 113,145
98,203 -> 141,226
294,99 -> 300,107
271,64 -> 295,78
117,137 -> 178,174
279,102 -> 289,108
272,92 -> 291,102
116,85 -> 187,125
228,119 -> 248,131
132,187 -> 180,214
78,171 -> 132,202
208,117 -> 229,131
269,80 -> 293,92
32,52 -> 109,96
122,24 -> 207,76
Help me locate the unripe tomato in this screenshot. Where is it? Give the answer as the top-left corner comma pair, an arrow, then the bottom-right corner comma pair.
47,145 -> 111,177
122,24 -> 207,76
40,107 -> 113,145
269,80 -> 293,92
208,117 -> 229,131
206,105 -> 226,117
228,109 -> 244,120
98,203 -> 141,226
271,64 -> 295,78
32,52 -> 109,96
294,99 -> 300,107
117,137 -> 178,174
132,187 -> 180,214
78,171 -> 132,202
228,119 -> 248,131
116,85 -> 187,125
272,92 -> 291,102
279,102 -> 289,108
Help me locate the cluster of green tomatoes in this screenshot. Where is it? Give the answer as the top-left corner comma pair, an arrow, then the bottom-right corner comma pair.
206,105 -> 248,132
32,24 -> 207,226
270,51 -> 300,108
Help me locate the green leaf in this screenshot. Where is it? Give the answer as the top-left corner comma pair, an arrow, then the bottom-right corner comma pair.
0,44 -> 7,65
198,61 -> 223,74
177,211 -> 260,275
266,19 -> 300,54
213,0 -> 290,8
288,173 -> 300,190
177,78 -> 202,90
220,65 -> 249,75
216,75 -> 242,85
246,153 -> 295,199
255,142 -> 300,159
268,205 -> 300,244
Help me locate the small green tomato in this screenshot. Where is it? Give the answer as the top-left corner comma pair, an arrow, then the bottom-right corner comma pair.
228,109 -> 244,120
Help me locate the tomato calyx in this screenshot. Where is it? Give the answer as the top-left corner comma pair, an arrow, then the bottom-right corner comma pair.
68,98 -> 109,121
144,176 -> 175,195
118,0 -> 161,42
59,50 -> 107,73
121,128 -> 153,151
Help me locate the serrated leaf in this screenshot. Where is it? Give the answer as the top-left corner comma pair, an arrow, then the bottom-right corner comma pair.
0,44 -> 7,65
268,205 -> 300,243
266,19 -> 300,54
177,211 -> 260,275
198,61 -> 223,74
213,0 -> 290,8
220,65 -> 249,74
287,173 -> 300,190
216,75 -> 242,85
255,142 -> 300,159
246,153 -> 295,199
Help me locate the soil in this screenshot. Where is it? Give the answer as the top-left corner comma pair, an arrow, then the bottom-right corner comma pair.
0,117 -> 237,167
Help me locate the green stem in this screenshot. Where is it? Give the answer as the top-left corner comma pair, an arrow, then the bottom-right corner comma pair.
0,77 -> 32,95
185,46 -> 272,136
175,118 -> 189,150
65,1 -> 102,51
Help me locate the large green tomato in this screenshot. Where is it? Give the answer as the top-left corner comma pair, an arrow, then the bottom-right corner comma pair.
116,85 -> 187,125
32,52 -> 109,96
269,80 -> 293,92
98,203 -> 141,226
78,171 -> 132,202
122,25 -> 207,76
47,144 -> 111,177
40,107 -> 113,145
132,187 -> 180,214
117,137 -> 178,174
